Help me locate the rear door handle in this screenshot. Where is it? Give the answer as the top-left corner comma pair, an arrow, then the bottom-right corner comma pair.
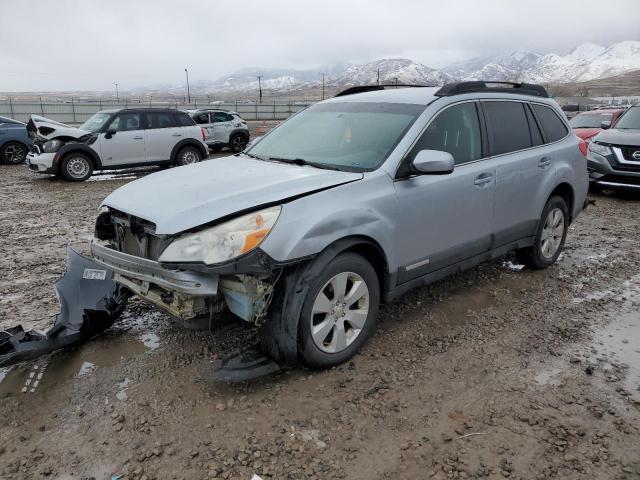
538,157 -> 551,168
133,136 -> 143,140
172,133 -> 182,137
474,173 -> 493,186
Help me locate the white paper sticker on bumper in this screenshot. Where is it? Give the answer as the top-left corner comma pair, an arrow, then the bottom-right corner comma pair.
83,268 -> 107,280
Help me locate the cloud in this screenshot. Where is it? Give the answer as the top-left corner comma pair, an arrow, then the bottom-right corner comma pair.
0,0 -> 638,91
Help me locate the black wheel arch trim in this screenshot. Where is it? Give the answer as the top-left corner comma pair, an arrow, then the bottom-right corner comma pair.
229,128 -> 250,141
170,139 -> 208,162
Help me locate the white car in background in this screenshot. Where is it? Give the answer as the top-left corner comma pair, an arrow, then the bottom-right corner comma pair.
188,109 -> 250,153
26,109 -> 208,181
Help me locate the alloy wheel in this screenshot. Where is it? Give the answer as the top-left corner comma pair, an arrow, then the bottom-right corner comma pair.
3,143 -> 27,164
310,271 -> 370,354
540,207 -> 564,258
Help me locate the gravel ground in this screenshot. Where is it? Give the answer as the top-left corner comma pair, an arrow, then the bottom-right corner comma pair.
0,161 -> 639,480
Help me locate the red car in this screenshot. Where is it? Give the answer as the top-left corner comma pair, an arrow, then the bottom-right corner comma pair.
569,109 -> 625,141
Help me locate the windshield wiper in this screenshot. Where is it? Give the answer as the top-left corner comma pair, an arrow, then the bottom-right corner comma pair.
267,157 -> 343,171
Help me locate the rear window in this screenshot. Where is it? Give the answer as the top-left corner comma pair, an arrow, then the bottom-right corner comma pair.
484,101 -> 531,155
532,104 -> 569,143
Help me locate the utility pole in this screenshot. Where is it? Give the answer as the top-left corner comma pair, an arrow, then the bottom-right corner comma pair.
257,75 -> 263,104
114,82 -> 119,102
184,68 -> 191,104
377,69 -> 380,85
394,77 -> 398,87
322,73 -> 325,100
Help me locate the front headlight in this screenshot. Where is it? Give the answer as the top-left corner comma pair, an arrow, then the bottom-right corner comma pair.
159,206 -> 281,265
588,142 -> 612,157
42,139 -> 64,153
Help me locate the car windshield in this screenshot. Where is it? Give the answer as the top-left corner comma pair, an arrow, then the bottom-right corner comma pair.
614,107 -> 640,130
247,102 -> 424,172
79,112 -> 112,132
569,113 -> 612,128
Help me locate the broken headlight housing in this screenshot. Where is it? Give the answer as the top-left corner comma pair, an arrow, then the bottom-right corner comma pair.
42,139 -> 64,153
159,206 -> 281,265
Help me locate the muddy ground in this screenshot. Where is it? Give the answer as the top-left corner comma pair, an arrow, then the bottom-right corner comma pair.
1,159 -> 639,480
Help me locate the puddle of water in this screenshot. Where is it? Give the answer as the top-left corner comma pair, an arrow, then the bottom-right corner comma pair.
0,329 -> 155,398
590,311 -> 640,401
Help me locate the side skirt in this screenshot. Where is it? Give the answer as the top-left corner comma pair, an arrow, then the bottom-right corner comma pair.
383,237 -> 535,303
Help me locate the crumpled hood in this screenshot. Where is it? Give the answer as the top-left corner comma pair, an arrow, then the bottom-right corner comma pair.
27,115 -> 90,140
102,156 -> 363,234
593,128 -> 640,147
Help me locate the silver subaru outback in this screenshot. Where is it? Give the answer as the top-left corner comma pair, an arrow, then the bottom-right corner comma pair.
91,82 -> 588,369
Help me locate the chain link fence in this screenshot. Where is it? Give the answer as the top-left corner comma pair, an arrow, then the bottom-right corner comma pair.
0,99 -> 313,124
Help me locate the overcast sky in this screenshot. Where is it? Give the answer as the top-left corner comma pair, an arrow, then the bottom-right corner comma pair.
1,0 -> 638,91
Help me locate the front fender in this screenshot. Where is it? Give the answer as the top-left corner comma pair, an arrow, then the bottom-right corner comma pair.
260,173 -> 398,271
55,143 -> 102,170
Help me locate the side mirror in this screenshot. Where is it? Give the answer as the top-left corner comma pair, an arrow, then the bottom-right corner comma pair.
105,128 -> 117,139
412,149 -> 455,175
600,121 -> 611,130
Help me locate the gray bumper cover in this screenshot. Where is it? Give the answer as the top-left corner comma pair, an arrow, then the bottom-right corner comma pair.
90,242 -> 218,296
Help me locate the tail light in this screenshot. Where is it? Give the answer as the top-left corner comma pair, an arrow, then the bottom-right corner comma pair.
578,139 -> 588,157
201,127 -> 206,143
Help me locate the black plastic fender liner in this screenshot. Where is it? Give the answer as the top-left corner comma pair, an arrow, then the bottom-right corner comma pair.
202,344 -> 283,382
0,247 -> 130,368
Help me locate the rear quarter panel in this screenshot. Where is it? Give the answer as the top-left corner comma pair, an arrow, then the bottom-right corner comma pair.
556,134 -> 588,219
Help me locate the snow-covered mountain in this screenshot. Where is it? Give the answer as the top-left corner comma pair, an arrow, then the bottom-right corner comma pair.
172,40 -> 640,95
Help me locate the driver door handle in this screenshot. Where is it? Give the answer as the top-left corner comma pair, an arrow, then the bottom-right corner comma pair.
474,173 -> 493,186
133,136 -> 143,140
172,133 -> 182,137
538,157 -> 551,168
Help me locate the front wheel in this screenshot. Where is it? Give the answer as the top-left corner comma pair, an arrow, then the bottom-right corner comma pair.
60,153 -> 93,181
516,196 -> 569,269
175,146 -> 202,166
298,253 -> 380,369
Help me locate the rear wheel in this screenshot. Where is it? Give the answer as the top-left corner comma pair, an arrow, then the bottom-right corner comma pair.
60,152 -> 93,181
516,196 -> 569,269
229,134 -> 247,153
176,146 -> 202,166
1,142 -> 28,165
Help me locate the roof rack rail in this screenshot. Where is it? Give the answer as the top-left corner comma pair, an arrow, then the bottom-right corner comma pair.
434,81 -> 548,98
334,84 -> 434,98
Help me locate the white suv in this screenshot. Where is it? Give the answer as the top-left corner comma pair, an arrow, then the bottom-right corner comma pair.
26,109 -> 209,181
188,109 -> 250,153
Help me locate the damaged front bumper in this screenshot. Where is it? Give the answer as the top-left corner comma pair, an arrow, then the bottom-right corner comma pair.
27,151 -> 58,174
0,247 -> 130,368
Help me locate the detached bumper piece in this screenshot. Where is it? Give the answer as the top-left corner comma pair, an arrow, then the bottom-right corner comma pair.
0,247 -> 129,368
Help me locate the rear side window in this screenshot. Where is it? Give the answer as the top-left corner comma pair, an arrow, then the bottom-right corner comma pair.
175,112 -> 195,127
531,104 -> 568,143
145,112 -> 177,129
193,113 -> 209,125
408,102 -> 482,166
524,105 -> 544,147
483,101 -> 531,155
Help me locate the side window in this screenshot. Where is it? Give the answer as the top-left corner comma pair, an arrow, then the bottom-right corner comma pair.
109,112 -> 141,132
213,112 -> 229,123
408,102 -> 482,166
145,112 -> 177,129
525,104 -> 544,147
483,101 -> 531,155
532,104 -> 569,143
194,113 -> 209,125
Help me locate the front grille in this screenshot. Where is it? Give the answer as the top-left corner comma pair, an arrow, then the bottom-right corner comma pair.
607,145 -> 640,172
619,146 -> 640,161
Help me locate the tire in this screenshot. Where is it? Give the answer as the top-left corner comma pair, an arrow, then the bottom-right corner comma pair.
229,134 -> 247,153
516,196 -> 569,269
175,145 -> 202,166
1,141 -> 28,165
295,253 -> 380,369
60,152 -> 93,182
